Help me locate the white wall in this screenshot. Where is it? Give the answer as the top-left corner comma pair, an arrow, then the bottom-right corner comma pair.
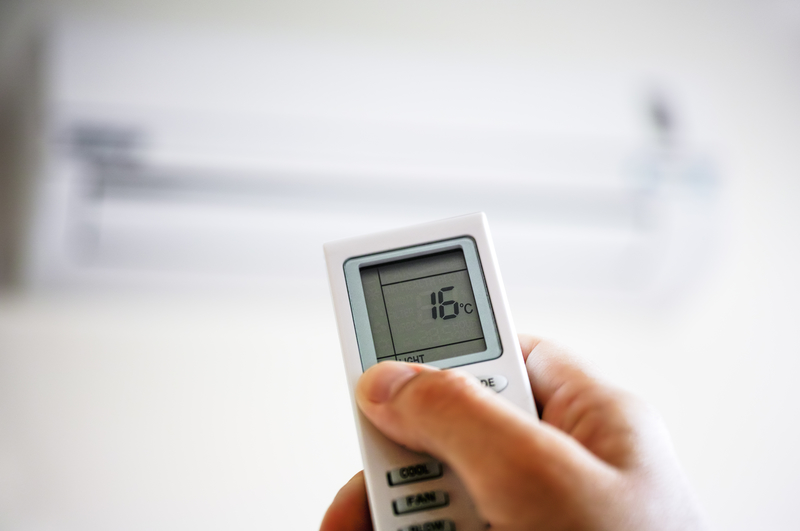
1,1 -> 800,530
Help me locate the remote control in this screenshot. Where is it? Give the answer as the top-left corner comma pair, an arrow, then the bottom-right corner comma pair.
324,213 -> 537,531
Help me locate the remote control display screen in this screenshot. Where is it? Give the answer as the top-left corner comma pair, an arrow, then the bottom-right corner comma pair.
360,249 -> 487,364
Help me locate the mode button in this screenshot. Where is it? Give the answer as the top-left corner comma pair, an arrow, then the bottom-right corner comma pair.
477,375 -> 508,392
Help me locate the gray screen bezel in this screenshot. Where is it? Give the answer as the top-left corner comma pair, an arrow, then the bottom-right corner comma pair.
344,236 -> 502,371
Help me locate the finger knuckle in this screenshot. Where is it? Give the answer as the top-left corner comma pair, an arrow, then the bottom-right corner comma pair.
404,369 -> 480,417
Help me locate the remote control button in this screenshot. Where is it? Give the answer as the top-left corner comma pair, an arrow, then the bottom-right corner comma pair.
388,461 -> 444,486
398,519 -> 456,531
477,375 -> 508,392
392,490 -> 449,515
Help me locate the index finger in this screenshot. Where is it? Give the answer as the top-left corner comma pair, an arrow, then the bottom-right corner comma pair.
519,335 -> 599,408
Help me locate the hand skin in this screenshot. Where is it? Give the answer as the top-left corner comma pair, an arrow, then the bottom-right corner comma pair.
319,336 -> 708,531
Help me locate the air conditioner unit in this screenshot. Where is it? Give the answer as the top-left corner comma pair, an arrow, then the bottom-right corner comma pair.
19,19 -> 721,297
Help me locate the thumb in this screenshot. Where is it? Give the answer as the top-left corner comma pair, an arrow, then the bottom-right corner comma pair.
355,361 -> 612,526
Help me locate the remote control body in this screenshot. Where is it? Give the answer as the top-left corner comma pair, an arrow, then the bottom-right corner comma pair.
324,213 -> 536,531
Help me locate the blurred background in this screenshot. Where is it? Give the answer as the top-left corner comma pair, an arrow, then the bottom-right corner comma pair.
0,0 -> 799,529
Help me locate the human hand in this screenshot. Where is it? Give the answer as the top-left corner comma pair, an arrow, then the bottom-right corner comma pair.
320,336 -> 707,531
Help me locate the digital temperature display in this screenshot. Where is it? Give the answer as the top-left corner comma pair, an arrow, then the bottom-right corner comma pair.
360,249 -> 487,364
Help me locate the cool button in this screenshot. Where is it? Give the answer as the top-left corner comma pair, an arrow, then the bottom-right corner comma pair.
388,461 -> 443,486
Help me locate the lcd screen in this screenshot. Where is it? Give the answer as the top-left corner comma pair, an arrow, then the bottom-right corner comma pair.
360,249 -> 487,364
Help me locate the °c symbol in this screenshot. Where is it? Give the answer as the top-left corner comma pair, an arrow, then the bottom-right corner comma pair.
464,303 -> 474,314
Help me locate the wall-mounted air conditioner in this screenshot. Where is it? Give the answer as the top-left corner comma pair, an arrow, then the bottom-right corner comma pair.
19,19 -> 721,298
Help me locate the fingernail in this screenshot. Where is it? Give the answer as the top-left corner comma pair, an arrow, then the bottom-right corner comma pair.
361,362 -> 420,404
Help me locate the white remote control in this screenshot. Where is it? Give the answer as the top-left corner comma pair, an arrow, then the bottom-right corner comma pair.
324,213 -> 537,531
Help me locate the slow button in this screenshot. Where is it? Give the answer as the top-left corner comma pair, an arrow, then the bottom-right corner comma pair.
477,375 -> 508,392
399,519 -> 456,531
